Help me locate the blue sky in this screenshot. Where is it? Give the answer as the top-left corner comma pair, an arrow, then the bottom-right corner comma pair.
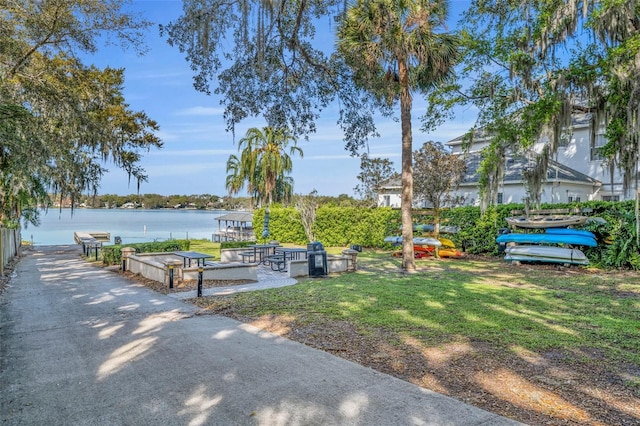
91,0 -> 477,197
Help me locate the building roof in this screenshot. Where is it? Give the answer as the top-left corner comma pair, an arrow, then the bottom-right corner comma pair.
460,152 -> 600,186
377,152 -> 600,190
447,113 -> 594,147
216,211 -> 254,223
446,128 -> 490,146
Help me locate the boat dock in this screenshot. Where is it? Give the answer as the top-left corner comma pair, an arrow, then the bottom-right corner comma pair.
73,232 -> 111,244
212,212 -> 255,242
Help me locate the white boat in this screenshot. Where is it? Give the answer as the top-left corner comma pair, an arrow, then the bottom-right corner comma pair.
504,245 -> 589,265
412,224 -> 460,234
384,236 -> 402,244
414,237 -> 442,247
506,215 -> 588,229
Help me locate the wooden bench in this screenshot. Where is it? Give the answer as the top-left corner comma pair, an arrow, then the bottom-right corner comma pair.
266,254 -> 286,272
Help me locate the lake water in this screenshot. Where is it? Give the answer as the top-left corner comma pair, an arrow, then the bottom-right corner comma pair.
22,209 -> 244,245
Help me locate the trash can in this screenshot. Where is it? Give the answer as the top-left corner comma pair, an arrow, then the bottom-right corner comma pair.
307,241 -> 327,277
114,236 -> 122,245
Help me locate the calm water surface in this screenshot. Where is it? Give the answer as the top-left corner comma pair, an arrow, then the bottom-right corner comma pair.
22,209 -> 240,245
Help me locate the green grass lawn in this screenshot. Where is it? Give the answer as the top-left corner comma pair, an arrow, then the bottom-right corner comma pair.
177,243 -> 640,423
194,248 -> 640,366
188,239 -> 222,258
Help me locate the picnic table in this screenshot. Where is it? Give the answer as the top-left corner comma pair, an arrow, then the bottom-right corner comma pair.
275,247 -> 308,262
174,251 -> 214,267
247,244 -> 280,265
265,247 -> 308,273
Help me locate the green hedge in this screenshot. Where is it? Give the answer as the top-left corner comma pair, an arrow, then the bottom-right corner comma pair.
253,206 -> 399,247
256,201 -> 639,269
253,207 -> 306,244
440,204 -> 519,255
101,240 -> 191,265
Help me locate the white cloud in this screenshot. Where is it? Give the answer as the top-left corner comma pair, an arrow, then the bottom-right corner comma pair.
302,153 -> 358,161
154,121 -> 233,144
144,161 -> 226,178
147,148 -> 236,157
175,106 -> 225,116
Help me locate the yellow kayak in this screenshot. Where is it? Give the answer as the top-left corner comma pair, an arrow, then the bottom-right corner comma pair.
438,237 -> 456,248
438,247 -> 463,258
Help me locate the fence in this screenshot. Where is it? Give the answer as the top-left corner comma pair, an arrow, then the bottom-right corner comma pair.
1,227 -> 21,276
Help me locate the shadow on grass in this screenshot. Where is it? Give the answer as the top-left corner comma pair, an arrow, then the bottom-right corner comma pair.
192,253 -> 640,425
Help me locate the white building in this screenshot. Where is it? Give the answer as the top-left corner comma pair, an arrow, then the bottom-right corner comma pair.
553,114 -> 631,202
378,114 -> 634,208
451,152 -> 601,207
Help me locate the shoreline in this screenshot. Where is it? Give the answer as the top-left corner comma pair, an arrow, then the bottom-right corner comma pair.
23,209 -> 247,246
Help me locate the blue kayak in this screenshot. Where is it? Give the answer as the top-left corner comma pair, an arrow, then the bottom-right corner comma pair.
496,233 -> 597,247
412,224 -> 434,232
545,228 -> 596,239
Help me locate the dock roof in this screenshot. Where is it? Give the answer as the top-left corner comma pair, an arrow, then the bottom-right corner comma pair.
216,212 -> 253,223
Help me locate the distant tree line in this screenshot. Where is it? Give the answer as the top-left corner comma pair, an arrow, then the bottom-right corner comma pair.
83,194 -> 229,210
67,193 -> 364,210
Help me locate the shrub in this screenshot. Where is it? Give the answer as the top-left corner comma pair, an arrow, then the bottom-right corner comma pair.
253,200 -> 638,269
253,207 -> 307,244
101,239 -> 191,265
597,209 -> 640,269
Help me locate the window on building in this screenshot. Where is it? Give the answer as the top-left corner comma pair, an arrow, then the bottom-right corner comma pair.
568,196 -> 581,203
383,195 -> 390,207
591,133 -> 606,161
497,192 -> 503,204
602,195 -> 620,202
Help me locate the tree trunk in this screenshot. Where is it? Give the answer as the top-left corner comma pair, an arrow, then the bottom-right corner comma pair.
399,59 -> 415,272
632,165 -> 640,247
433,207 -> 440,259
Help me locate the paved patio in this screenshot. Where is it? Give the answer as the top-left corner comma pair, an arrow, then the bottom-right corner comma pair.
167,262 -> 299,300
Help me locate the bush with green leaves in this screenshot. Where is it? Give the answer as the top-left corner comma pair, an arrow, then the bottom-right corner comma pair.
252,200 -> 639,269
440,204 -> 519,254
255,206 -> 399,247
101,240 -> 191,265
253,206 -> 307,244
596,210 -> 640,269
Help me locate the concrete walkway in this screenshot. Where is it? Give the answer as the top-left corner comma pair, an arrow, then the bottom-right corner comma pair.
0,245 -> 523,425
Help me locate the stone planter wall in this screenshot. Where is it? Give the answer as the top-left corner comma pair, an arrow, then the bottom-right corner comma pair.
125,251 -> 258,286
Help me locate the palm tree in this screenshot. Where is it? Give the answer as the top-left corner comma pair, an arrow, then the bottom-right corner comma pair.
273,174 -> 294,205
226,126 -> 303,235
225,154 -> 255,209
337,0 -> 460,272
